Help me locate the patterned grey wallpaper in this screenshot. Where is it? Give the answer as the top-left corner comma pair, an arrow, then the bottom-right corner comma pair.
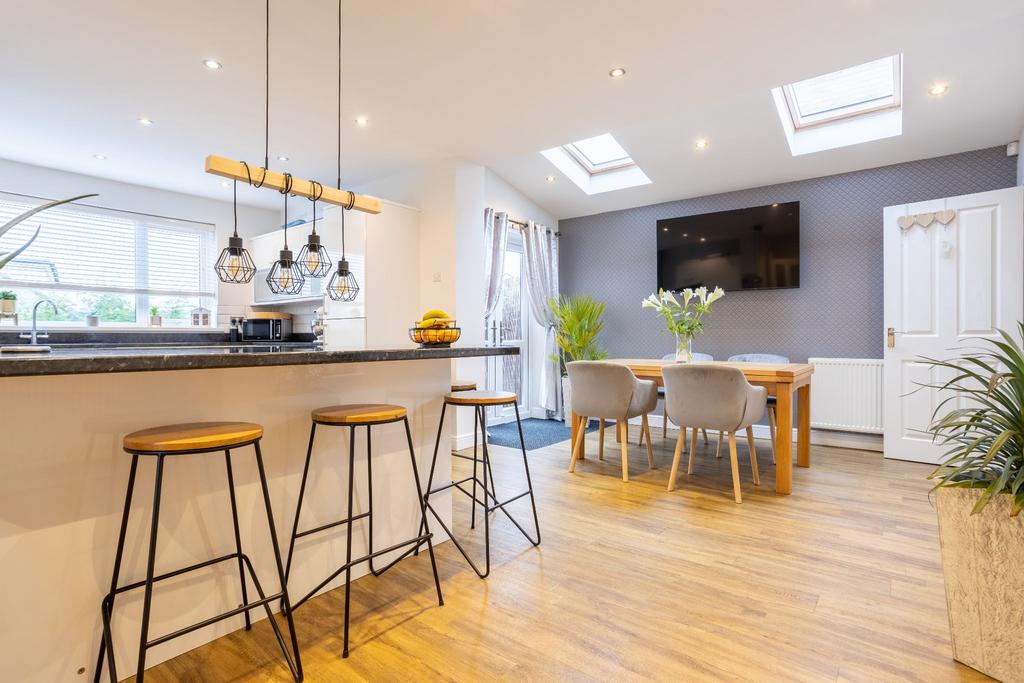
559,146 -> 1018,362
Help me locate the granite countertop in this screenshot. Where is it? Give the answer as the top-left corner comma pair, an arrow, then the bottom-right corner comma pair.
0,343 -> 518,378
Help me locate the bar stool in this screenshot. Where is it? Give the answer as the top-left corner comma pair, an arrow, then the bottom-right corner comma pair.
95,422 -> 302,683
283,404 -> 442,658
420,390 -> 540,579
450,380 -> 477,392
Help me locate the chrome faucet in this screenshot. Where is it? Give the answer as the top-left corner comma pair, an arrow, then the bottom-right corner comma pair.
19,299 -> 57,345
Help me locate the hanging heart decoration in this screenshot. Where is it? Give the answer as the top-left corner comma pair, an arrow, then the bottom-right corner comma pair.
897,215 -> 915,230
916,212 -> 936,227
936,209 -> 956,225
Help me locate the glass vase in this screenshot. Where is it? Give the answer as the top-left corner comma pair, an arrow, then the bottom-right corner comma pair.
674,334 -> 693,363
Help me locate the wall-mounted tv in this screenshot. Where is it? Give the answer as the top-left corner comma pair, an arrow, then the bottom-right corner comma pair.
656,201 -> 800,292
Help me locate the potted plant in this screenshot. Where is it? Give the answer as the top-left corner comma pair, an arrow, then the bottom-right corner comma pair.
923,322 -> 1024,682
549,294 -> 608,427
149,306 -> 162,327
0,290 -> 16,315
641,286 -> 724,362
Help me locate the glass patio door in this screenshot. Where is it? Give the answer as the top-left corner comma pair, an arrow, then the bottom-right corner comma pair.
487,233 -> 529,424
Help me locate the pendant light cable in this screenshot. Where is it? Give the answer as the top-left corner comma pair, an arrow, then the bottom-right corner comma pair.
280,172 -> 293,248
265,0 -> 270,170
232,180 -> 239,236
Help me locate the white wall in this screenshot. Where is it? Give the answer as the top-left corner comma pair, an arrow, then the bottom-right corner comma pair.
483,170 -> 559,420
0,157 -> 280,328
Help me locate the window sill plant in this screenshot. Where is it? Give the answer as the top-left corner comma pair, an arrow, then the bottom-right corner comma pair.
0,290 -> 15,315
149,306 -> 162,327
923,322 -> 1024,681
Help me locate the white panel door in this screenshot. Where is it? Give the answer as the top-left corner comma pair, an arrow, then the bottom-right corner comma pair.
883,186 -> 1023,463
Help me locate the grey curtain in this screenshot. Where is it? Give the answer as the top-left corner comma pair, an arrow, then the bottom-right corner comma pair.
522,219 -> 561,416
483,208 -> 509,321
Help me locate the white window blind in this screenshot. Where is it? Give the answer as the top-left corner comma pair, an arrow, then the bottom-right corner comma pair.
0,192 -> 216,327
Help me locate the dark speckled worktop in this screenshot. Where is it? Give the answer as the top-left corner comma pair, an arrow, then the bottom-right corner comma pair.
0,343 -> 517,378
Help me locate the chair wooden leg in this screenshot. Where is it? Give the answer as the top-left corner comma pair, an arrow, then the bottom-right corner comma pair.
638,420 -> 644,447
619,421 -> 630,482
686,424 -> 699,475
667,429 -> 686,491
768,406 -> 777,464
746,426 -> 760,486
727,431 -> 742,503
642,414 -> 655,469
715,431 -> 723,458
569,416 -> 587,472
598,419 -> 605,461
662,403 -> 668,439
702,428 -> 710,444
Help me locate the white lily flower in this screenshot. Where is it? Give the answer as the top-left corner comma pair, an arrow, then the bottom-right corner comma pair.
663,290 -> 679,308
696,286 -> 708,304
706,287 -> 725,305
681,288 -> 694,306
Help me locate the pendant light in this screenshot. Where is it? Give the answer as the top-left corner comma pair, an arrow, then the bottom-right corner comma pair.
214,180 -> 257,283
297,181 -> 332,277
266,174 -> 306,294
326,0 -> 360,302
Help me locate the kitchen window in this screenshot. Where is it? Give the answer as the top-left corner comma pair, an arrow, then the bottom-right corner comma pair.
0,192 -> 217,327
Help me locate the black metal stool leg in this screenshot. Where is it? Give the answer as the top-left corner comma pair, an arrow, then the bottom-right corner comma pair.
403,417 -> 444,606
252,441 -> 304,682
94,454 -> 139,683
367,425 -> 382,576
514,403 -> 542,546
470,406 -> 479,529
135,453 -> 166,682
477,407 -> 492,579
224,449 -> 252,631
283,422 -> 317,602
342,426 -> 357,658
417,400 -> 447,555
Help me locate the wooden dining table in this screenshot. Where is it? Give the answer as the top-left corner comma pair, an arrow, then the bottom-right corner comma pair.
570,359 -> 814,494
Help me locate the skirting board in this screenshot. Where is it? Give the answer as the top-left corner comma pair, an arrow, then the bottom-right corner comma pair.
631,414 -> 883,452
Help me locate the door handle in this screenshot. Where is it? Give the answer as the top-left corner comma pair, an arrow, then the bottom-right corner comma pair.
887,327 -> 896,349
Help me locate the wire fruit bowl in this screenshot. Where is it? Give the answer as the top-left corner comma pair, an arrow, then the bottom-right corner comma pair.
410,320 -> 461,348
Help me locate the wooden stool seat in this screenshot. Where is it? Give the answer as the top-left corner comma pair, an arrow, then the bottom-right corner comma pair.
123,421 -> 263,453
444,390 -> 517,407
450,380 -> 477,392
312,403 -> 407,425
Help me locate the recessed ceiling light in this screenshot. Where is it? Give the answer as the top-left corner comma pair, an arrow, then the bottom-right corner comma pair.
93,153 -> 106,160
277,155 -> 289,161
137,117 -> 154,126
203,58 -> 223,70
928,82 -> 949,96
355,116 -> 369,127
608,67 -> 626,78
545,175 -> 556,183
694,138 -> 709,150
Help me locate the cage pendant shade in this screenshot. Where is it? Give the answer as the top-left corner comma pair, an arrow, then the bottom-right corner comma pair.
267,248 -> 305,294
297,232 -> 332,277
327,258 -> 359,301
216,235 -> 257,284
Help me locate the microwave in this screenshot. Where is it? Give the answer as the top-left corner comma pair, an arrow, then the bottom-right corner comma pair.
242,317 -> 292,341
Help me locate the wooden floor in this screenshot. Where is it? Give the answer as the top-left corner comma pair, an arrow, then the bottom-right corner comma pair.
142,426 -> 989,682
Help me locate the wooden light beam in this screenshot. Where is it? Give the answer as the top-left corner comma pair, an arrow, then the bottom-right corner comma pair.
205,155 -> 382,214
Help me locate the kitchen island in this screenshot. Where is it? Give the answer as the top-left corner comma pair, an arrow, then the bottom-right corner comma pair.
0,343 -> 515,681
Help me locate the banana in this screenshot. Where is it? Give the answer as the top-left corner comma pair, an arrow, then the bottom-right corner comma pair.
421,308 -> 451,321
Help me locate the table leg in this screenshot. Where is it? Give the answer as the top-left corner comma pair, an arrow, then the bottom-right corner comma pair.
797,383 -> 811,468
774,385 -> 793,495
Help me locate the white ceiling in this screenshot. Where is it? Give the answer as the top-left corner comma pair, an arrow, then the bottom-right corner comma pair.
1,0 -> 1022,220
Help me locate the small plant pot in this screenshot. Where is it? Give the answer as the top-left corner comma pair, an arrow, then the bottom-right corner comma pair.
150,315 -> 162,327
0,299 -> 16,314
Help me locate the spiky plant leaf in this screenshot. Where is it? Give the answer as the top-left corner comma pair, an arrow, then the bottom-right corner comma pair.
0,193 -> 98,239
0,225 -> 40,270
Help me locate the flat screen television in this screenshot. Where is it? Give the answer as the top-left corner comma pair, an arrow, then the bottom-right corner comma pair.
656,201 -> 800,292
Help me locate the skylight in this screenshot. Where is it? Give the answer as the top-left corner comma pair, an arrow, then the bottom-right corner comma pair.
771,54 -> 903,155
564,134 -> 634,173
783,55 -> 901,128
541,133 -> 651,195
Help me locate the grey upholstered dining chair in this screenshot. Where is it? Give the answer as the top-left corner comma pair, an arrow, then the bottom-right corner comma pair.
727,353 -> 790,463
566,361 -> 659,482
649,353 -> 714,446
663,364 -> 766,503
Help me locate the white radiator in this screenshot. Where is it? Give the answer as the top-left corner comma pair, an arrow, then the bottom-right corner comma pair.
807,358 -> 884,434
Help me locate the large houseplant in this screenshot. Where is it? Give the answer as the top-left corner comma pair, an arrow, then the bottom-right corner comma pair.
923,322 -> 1024,682
549,294 -> 607,426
